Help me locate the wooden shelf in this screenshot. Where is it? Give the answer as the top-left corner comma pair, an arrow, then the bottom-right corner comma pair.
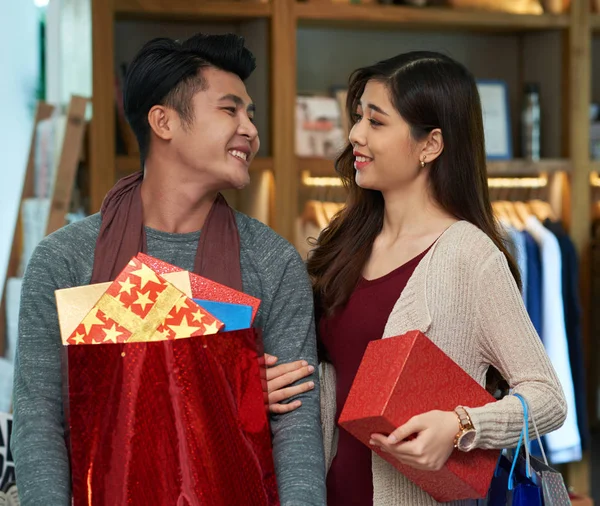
116,154 -> 273,178
114,0 -> 272,21
486,158 -> 571,176
296,2 -> 569,32
298,156 -> 571,178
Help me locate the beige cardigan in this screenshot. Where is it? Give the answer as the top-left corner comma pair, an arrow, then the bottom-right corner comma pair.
320,220 -> 567,506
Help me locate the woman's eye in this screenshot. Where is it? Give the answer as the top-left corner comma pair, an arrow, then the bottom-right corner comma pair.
369,119 -> 382,127
223,107 -> 236,115
352,113 -> 362,123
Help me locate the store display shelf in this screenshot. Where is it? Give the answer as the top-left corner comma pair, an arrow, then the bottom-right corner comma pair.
296,2 -> 569,32
298,156 -> 572,178
114,0 -> 272,21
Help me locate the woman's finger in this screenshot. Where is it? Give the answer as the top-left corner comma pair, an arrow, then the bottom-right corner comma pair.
269,400 -> 302,415
269,381 -> 315,404
370,438 -> 422,466
268,366 -> 315,392
265,360 -> 309,381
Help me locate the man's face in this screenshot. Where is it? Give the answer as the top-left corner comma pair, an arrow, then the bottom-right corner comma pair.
169,66 -> 260,191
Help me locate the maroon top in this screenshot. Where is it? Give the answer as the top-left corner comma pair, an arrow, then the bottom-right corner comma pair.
319,249 -> 429,506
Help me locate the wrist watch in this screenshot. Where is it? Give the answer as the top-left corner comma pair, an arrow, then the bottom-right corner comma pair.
453,406 -> 476,452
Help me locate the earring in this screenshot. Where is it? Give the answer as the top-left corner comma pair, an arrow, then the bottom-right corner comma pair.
420,158 -> 426,168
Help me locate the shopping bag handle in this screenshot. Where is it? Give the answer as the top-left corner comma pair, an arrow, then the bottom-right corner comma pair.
513,393 -> 549,465
508,393 -> 549,490
508,394 -> 529,489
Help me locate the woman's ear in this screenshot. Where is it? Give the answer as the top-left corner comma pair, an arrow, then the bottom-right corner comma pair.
147,105 -> 176,141
421,128 -> 444,164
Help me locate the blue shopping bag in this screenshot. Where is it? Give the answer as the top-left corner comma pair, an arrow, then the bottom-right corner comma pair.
481,394 -> 543,506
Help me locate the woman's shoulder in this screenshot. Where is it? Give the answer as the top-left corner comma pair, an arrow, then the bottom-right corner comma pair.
433,220 -> 504,269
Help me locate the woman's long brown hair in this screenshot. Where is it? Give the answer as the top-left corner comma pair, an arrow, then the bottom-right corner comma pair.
308,51 -> 520,317
308,53 -> 521,391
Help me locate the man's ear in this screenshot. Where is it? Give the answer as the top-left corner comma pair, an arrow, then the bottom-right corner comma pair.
147,105 -> 177,141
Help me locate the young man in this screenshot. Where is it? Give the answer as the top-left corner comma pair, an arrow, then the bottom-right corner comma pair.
12,33 -> 326,505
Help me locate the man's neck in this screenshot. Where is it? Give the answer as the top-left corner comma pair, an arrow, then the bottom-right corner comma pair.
140,161 -> 218,234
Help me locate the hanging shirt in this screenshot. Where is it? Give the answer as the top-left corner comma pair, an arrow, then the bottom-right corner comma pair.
319,249 -> 429,506
522,230 -> 543,340
525,216 -> 581,464
543,219 -> 589,451
505,225 -> 528,299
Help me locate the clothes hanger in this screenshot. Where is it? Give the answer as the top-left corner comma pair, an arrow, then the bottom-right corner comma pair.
322,201 -> 342,222
528,199 -> 555,222
492,201 -> 510,225
497,201 -> 525,231
302,200 -> 329,230
593,201 -> 600,222
513,200 -> 532,227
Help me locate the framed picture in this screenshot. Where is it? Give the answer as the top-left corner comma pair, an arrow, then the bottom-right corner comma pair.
476,80 -> 513,160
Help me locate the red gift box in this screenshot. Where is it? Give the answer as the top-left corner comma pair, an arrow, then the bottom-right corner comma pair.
338,330 -> 499,502
66,328 -> 279,506
137,253 -> 261,323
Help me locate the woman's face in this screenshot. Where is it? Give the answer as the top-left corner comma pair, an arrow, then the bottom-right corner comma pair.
349,80 -> 423,193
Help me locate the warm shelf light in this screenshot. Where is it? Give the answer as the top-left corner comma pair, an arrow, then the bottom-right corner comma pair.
301,171 -> 549,189
487,174 -> 548,189
301,171 -> 343,187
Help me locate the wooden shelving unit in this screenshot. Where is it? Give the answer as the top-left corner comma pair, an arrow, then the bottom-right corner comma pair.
114,0 -> 272,21
90,0 -> 591,243
298,157 -> 572,178
296,2 -> 569,31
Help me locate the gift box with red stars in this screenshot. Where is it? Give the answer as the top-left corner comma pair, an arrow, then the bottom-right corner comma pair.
65,256 -> 224,345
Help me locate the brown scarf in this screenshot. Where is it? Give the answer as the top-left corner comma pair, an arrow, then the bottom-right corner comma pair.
91,171 -> 242,291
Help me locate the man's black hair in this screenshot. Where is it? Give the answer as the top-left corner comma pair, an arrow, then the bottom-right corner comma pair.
123,33 -> 256,163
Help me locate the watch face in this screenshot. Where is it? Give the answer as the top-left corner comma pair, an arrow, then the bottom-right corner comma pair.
458,429 -> 476,451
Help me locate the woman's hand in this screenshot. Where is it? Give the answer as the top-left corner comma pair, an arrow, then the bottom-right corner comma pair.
369,410 -> 459,471
265,354 -> 315,414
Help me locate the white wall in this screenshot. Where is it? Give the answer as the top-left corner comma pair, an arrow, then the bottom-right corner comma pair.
0,1 -> 40,290
45,0 -> 92,108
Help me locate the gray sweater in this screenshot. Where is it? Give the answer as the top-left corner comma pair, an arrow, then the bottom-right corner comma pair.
12,212 -> 326,506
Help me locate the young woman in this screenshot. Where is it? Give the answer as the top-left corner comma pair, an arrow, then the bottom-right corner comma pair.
269,51 -> 568,506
